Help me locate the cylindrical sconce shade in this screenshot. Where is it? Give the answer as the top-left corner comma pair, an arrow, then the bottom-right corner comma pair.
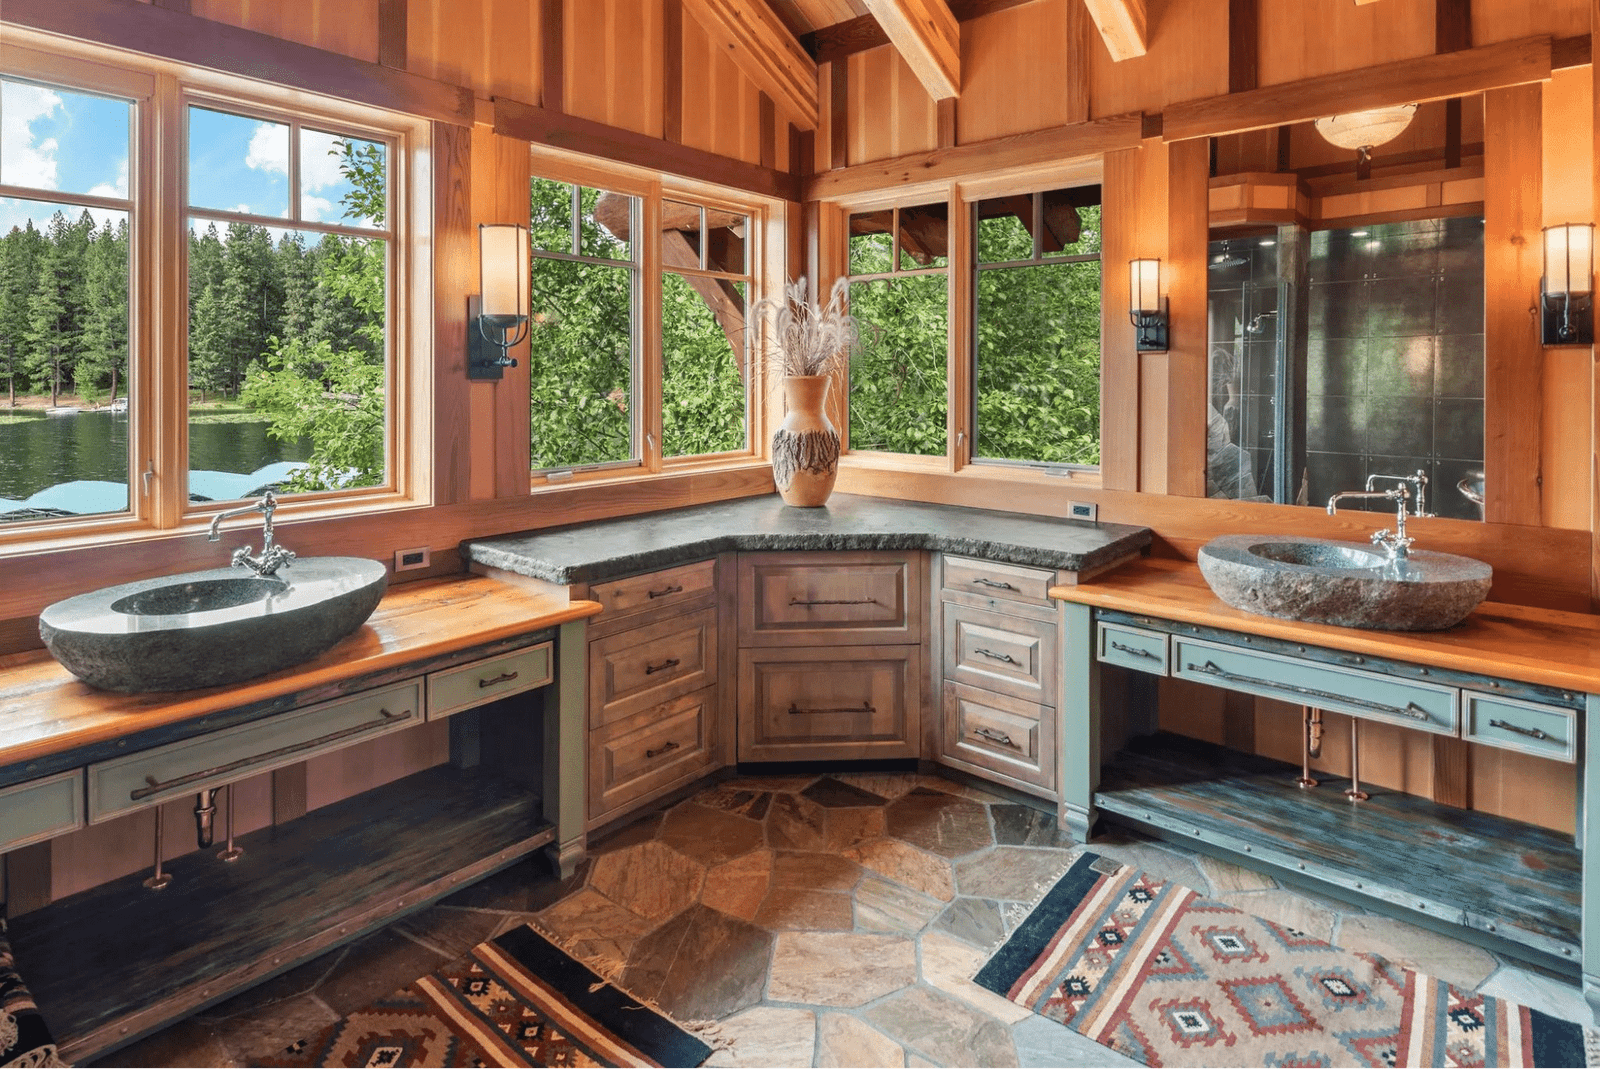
1129,259 -> 1162,314
479,223 -> 529,317
1544,224 -> 1594,296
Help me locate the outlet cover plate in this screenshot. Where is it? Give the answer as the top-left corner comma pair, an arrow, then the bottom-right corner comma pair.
1068,501 -> 1098,523
394,547 -> 431,572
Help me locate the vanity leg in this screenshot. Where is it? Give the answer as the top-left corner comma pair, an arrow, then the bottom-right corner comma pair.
1059,601 -> 1099,844
545,619 -> 588,879
1583,696 -> 1600,1022
1344,718 -> 1369,801
143,805 -> 172,891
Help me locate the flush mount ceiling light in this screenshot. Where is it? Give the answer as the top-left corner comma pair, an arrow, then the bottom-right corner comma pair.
1313,103 -> 1419,163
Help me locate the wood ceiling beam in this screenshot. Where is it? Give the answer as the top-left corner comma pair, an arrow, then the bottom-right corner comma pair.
858,0 -> 961,99
683,0 -> 820,128
1082,0 -> 1148,62
801,0 -> 1033,65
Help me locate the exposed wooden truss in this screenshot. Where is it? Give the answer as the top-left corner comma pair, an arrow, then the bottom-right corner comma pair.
857,0 -> 961,99
1082,0 -> 1148,61
683,0 -> 820,128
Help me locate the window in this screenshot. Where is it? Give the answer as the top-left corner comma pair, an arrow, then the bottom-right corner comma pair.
660,199 -> 750,458
846,203 -> 949,456
974,187 -> 1102,467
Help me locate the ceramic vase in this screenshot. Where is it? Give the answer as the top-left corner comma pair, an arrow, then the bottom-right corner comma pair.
771,375 -> 839,507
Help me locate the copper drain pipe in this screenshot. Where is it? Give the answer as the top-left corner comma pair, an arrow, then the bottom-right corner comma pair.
1296,705 -> 1323,788
1345,718 -> 1370,801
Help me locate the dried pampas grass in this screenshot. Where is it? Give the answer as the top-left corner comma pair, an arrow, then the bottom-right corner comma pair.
751,276 -> 861,378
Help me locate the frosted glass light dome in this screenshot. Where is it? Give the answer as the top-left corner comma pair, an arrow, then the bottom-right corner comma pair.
1313,104 -> 1419,151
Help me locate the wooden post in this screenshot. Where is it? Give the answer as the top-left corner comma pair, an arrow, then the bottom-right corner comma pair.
1058,600 -> 1100,842
544,618 -> 588,878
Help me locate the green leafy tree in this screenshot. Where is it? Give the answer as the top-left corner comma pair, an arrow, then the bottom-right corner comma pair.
661,272 -> 745,456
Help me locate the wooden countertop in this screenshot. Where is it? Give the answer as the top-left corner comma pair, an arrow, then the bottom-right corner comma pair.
0,575 -> 601,772
1051,557 -> 1600,695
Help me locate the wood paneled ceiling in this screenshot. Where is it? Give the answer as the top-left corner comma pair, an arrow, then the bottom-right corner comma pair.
764,0 -> 872,36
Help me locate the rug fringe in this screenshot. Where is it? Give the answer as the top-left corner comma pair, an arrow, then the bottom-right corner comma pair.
970,847 -> 1087,959
1585,1025 -> 1600,1066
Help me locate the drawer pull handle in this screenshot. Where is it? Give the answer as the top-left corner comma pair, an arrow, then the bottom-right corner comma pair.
645,657 -> 681,675
1488,718 -> 1556,743
1186,661 -> 1431,722
1109,640 -> 1160,661
973,647 -> 1021,666
645,740 -> 681,759
972,578 -> 1017,591
479,671 -> 519,689
788,701 -> 875,716
974,727 -> 1018,749
789,597 -> 878,606
130,707 -> 414,800
647,584 -> 683,599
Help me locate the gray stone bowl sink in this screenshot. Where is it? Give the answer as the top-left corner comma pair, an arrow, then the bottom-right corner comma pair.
39,557 -> 388,693
1196,535 -> 1492,631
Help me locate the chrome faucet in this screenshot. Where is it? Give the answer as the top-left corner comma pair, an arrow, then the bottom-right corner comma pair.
1367,469 -> 1430,518
1327,486 -> 1413,560
207,490 -> 296,577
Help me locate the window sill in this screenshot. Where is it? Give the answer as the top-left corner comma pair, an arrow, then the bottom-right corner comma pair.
530,457 -> 771,495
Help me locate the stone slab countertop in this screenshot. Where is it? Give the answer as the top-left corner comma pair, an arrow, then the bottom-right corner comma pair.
463,493 -> 1152,584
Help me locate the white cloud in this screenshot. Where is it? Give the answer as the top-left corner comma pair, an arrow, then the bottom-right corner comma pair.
228,203 -> 252,215
87,158 -> 130,201
244,121 -> 289,177
298,129 -> 347,193
301,194 -> 334,223
0,82 -> 63,191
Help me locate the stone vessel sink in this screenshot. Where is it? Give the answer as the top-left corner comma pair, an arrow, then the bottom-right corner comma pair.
1196,534 -> 1492,631
39,557 -> 388,693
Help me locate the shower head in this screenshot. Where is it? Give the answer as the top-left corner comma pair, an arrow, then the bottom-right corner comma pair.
1210,254 -> 1248,269
1246,310 -> 1279,334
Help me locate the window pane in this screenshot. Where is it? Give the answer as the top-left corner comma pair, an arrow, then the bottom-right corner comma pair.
528,258 -> 634,469
975,259 -> 1101,465
848,276 -> 946,455
580,186 -> 632,261
1,79 -> 130,199
662,272 -> 745,457
849,210 -> 893,274
188,107 -> 290,219
662,200 -> 703,268
1041,192 -> 1101,258
530,177 -> 572,254
188,220 -> 388,499
897,202 -> 948,270
0,201 -> 130,522
706,208 -> 748,274
976,196 -> 1035,263
300,129 -> 386,228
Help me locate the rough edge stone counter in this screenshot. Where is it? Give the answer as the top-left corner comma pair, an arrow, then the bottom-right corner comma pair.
461,493 -> 1153,583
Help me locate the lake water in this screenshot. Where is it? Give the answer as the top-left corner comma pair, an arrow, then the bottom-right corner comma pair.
0,410 -> 310,504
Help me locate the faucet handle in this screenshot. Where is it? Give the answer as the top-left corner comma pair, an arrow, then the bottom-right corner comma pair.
230,545 -> 254,568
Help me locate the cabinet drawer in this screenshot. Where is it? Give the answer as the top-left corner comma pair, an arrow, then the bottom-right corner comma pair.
1097,622 -> 1169,676
88,681 -> 420,823
1464,691 -> 1577,763
944,602 -> 1056,705
589,559 -> 716,624
739,552 -> 920,646
942,555 -> 1055,608
738,645 -> 920,762
0,769 -> 84,852
941,682 -> 1055,795
1172,636 -> 1457,735
591,687 -> 717,820
590,607 -> 717,728
427,641 -> 552,720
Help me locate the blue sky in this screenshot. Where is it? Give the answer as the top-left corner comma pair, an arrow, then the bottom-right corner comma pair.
1,79 -> 383,236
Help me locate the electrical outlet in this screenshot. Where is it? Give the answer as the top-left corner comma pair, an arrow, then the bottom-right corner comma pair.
394,547 -> 431,572
1068,501 -> 1098,523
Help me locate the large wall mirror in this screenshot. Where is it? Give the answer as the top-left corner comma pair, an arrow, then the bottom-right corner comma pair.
1205,95 -> 1486,521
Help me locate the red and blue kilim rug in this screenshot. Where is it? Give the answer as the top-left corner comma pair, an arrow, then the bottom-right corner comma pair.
269,925 -> 711,1068
975,852 -> 1591,1068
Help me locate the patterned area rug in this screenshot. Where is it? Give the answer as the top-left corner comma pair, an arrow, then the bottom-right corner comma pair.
975,853 -> 1589,1068
268,925 -> 712,1068
0,918 -> 62,1069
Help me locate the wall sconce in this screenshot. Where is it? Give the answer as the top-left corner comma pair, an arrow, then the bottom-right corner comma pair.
468,223 -> 530,380
1129,258 -> 1167,352
1542,223 -> 1594,346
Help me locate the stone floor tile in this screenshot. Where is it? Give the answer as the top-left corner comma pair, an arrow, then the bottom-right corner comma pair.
817,1012 -> 905,1068
588,839 -> 705,921
725,774 -> 819,793
1012,1014 -> 1142,1069
855,875 -> 945,934
908,1056 -> 937,1068
1213,888 -> 1337,945
695,785 -> 776,822
1195,854 -> 1277,893
989,804 -> 1073,849
392,903 -> 506,960
220,993 -> 342,1067
953,847 -> 1071,904
832,771 -> 922,800
767,792 -> 830,851
589,811 -> 664,855
1087,838 -> 1207,893
1478,964 -> 1592,1025
773,850 -> 864,891
847,839 -> 956,902
702,848 -> 776,921
919,930 -> 1031,1025
92,1017 -> 231,1068
535,886 -> 656,973
621,903 -> 773,1022
916,774 -> 1009,805
1335,913 -> 1499,989
767,931 -> 918,1006
864,985 -> 1019,1067
659,800 -> 768,866
887,788 -> 995,859
705,1007 -> 818,1068
313,928 -> 450,1017
934,897 -> 1007,949
825,806 -> 888,851
755,887 -> 855,931
803,776 -> 890,808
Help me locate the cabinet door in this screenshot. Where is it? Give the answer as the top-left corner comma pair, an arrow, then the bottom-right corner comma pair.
944,602 -> 1056,706
738,551 -> 924,646
589,607 -> 718,728
941,682 -> 1056,797
737,645 -> 921,762
590,686 -> 717,824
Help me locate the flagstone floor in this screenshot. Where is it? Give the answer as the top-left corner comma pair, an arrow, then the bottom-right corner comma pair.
104,770 -> 1591,1068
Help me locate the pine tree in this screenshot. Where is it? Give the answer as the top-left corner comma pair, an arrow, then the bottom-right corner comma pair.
26,211 -> 92,407
0,222 -> 45,407
77,219 -> 131,403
